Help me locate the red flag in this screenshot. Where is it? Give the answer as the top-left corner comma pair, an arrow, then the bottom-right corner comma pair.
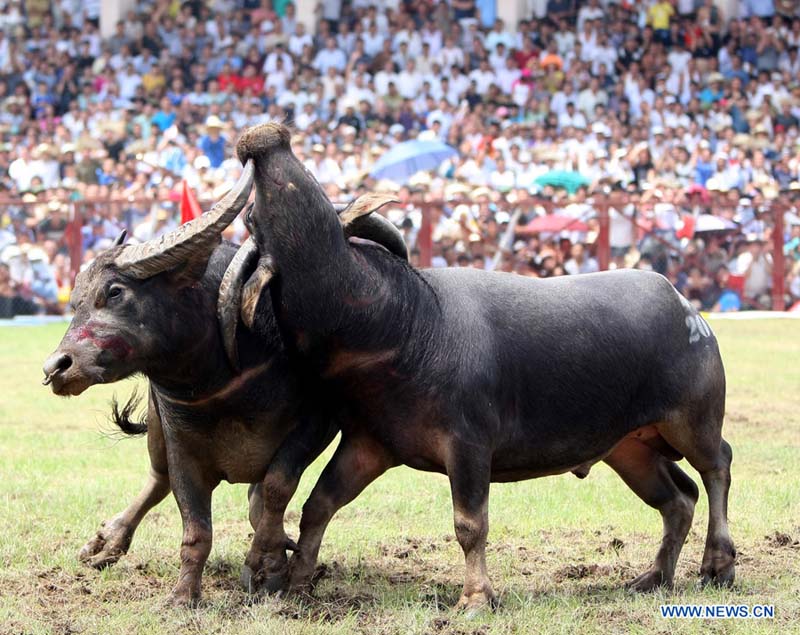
180,180 -> 202,225
675,214 -> 695,240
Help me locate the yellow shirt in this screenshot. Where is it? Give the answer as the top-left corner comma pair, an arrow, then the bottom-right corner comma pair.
648,2 -> 674,30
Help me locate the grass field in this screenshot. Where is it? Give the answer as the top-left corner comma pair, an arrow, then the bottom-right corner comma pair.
0,319 -> 798,635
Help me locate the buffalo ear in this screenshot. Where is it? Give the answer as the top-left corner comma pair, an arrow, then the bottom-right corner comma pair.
113,229 -> 127,246
163,255 -> 215,288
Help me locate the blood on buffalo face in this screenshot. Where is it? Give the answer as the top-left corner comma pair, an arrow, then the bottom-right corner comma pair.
43,252 -> 164,396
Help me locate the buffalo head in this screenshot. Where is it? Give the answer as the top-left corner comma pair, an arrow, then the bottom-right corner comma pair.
42,161 -> 254,395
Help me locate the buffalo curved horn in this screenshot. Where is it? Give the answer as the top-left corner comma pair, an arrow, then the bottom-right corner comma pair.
337,193 -> 400,226
114,160 -> 254,278
113,229 -> 127,247
217,236 -> 260,371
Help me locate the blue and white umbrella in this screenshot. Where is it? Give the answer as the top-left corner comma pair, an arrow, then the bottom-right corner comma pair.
369,140 -> 458,184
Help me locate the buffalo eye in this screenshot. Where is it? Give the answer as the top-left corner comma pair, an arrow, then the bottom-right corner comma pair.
107,285 -> 124,301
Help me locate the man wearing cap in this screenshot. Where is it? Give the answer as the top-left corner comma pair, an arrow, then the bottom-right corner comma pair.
198,116 -> 226,168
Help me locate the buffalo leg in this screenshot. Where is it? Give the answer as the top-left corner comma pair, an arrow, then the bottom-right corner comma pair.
80,399 -> 170,568
242,420 -> 338,594
446,446 -> 495,611
79,468 -> 171,568
658,422 -> 736,586
604,437 -> 698,591
698,439 -> 735,586
287,435 -> 393,591
167,457 -> 216,607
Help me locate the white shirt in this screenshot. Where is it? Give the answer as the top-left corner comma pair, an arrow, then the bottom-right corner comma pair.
485,30 -> 515,51
374,70 -> 397,96
550,90 -> 575,117
495,68 -> 521,95
393,30 -> 422,57
288,33 -> 313,58
313,48 -> 347,74
117,71 -> 142,99
577,6 -> 604,32
396,70 -> 422,99
362,32 -> 384,57
591,45 -> 617,76
438,46 -> 465,69
8,158 -> 32,191
421,28 -> 443,56
263,51 -> 294,77
558,111 -> 587,130
469,69 -> 496,94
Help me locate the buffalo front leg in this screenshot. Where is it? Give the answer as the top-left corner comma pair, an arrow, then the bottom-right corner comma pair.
446,445 -> 495,612
287,435 -> 393,591
79,467 -> 170,568
242,420 -> 338,594
604,437 -> 698,591
167,459 -> 216,607
80,399 -> 170,569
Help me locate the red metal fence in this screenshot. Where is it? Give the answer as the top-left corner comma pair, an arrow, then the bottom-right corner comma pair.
412,193 -> 794,311
2,192 -> 795,311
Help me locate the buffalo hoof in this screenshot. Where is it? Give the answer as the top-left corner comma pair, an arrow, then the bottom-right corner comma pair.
166,587 -> 200,609
455,589 -> 498,617
78,523 -> 131,569
625,568 -> 672,593
700,557 -> 735,588
286,554 -> 317,593
240,563 -> 289,596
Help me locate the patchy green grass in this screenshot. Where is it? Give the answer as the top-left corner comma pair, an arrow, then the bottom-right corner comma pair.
0,320 -> 798,635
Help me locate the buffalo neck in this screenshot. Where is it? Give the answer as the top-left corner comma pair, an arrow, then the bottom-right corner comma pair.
144,282 -> 234,398
250,155 -> 438,357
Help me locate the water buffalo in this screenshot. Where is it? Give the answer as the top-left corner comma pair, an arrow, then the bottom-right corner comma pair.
42,162 -> 408,606
229,123 -> 735,610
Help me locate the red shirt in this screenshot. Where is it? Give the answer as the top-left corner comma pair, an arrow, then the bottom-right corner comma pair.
217,73 -> 242,93
237,75 -> 265,95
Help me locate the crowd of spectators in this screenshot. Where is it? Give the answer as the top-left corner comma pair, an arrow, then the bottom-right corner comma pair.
2,0 -> 800,318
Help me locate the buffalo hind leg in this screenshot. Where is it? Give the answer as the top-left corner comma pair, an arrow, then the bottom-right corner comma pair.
447,445 -> 495,612
605,437 -> 698,591
698,439 -> 735,586
287,435 -> 393,592
79,468 -> 170,568
242,420 -> 338,594
658,421 -> 736,587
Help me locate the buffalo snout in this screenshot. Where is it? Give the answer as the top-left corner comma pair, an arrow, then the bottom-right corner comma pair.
42,352 -> 73,385
42,345 -> 98,396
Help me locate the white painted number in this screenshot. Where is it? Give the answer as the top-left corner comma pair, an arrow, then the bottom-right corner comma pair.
685,314 -> 712,344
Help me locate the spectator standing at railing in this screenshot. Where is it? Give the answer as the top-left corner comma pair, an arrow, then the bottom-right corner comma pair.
0,261 -> 38,318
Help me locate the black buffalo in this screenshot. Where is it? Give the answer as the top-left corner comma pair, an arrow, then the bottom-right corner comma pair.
42,163 -> 407,605
230,123 -> 735,610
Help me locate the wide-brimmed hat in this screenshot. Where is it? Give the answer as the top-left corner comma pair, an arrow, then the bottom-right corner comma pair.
205,115 -> 224,129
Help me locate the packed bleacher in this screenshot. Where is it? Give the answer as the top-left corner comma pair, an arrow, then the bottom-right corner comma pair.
1,0 -> 800,318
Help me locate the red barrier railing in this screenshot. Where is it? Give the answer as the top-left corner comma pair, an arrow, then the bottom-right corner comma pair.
1,192 -> 794,310
413,193 -> 793,309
